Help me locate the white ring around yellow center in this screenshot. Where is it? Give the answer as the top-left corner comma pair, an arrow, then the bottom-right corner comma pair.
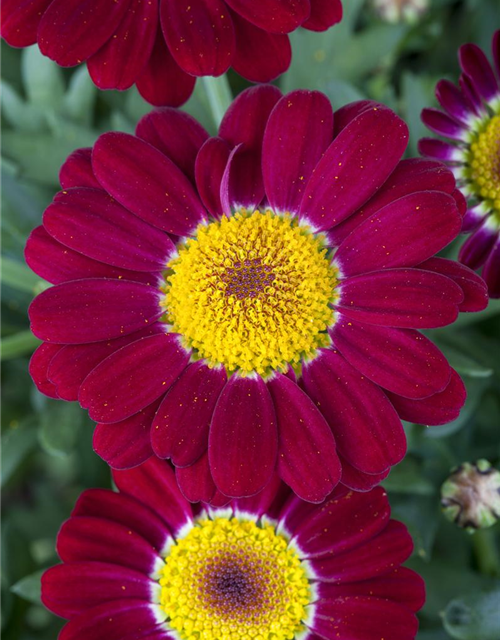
159,517 -> 311,640
162,209 -> 338,376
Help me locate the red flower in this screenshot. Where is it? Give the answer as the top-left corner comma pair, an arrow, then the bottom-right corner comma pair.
0,0 -> 342,107
27,87 -> 488,503
420,30 -> 500,298
41,458 -> 425,640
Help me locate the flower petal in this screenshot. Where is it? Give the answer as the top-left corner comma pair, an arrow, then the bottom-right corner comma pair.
0,0 -> 53,47
309,520 -> 413,582
302,348 -> 405,474
303,0 -> 342,31
209,375 -> 278,498
57,517 -> 163,576
334,191 -> 461,277
160,0 -> 235,76
88,0 -> 158,90
220,143 -> 264,211
92,131 -> 206,236
25,227 -> 154,285
421,107 -> 467,141
300,106 -> 408,231
176,452 -> 217,504
58,600 -> 166,640
267,373 -> 341,503
29,343 -> 62,399
112,457 -> 193,535
417,137 -> 463,163
152,362 -> 227,467
224,0 -> 310,34
459,42 -> 499,102
136,29 -> 196,107
436,79 -> 475,125
459,221 -> 498,270
93,401 -> 160,470
263,90 -> 333,214
483,236 -> 500,298
136,109 -> 209,183
417,257 -> 488,312
79,333 -> 190,423
328,158 -> 457,246
316,567 -> 426,613
59,148 -> 101,190
44,188 -> 174,272
294,487 -> 390,558
339,457 -> 390,492
331,318 -> 451,399
38,0 -> 131,67
310,595 -> 418,640
386,368 -> 466,426
336,268 -> 463,329
29,279 -> 162,344
48,326 -> 162,401
195,137 -> 231,217
42,563 -> 158,619
229,11 -> 291,82
233,474 -> 287,519
72,487 -> 171,553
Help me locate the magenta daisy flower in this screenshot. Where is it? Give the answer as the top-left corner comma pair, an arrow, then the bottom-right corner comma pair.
0,0 -> 342,107
41,458 -> 424,640
420,30 -> 500,297
27,88 -> 488,503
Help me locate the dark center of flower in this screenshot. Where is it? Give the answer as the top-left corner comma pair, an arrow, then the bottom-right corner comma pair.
220,258 -> 276,299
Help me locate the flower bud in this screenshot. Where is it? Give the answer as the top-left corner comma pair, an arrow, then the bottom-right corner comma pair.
372,0 -> 429,24
441,460 -> 500,531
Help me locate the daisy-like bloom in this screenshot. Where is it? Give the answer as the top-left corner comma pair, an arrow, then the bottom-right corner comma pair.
41,458 -> 425,640
0,0 -> 342,107
27,88 -> 488,503
420,30 -> 500,297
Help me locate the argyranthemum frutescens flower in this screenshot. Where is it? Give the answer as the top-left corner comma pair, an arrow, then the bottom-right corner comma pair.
41,458 -> 425,640
0,0 -> 342,107
420,30 -> 500,297
26,87 -> 488,503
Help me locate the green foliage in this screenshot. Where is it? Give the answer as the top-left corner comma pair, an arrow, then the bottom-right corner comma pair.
1,1 -> 500,639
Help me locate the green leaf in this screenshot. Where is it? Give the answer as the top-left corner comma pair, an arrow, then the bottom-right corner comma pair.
10,570 -> 44,605
1,256 -> 49,295
384,458 -> 435,495
1,422 -> 38,487
0,82 -> 46,133
443,589 -> 500,640
21,47 -> 65,109
1,332 -> 41,362
38,400 -> 84,458
201,76 -> 233,128
62,66 -> 97,125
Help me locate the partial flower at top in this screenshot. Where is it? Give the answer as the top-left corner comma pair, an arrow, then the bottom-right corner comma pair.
420,30 -> 500,297
26,87 -> 488,504
0,0 -> 342,107
41,458 -> 425,640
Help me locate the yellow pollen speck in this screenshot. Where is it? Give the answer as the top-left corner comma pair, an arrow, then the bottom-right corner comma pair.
466,113 -> 500,220
159,517 -> 311,640
163,209 -> 338,376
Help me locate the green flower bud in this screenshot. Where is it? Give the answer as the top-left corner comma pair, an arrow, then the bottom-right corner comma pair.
441,460 -> 500,532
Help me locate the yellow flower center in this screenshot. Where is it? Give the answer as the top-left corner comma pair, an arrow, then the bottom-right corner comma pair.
163,209 -> 338,376
159,517 -> 312,640
467,113 -> 500,219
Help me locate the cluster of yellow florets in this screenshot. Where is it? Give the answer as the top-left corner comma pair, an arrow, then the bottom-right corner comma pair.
158,517 -> 311,640
467,113 -> 500,219
163,209 -> 337,376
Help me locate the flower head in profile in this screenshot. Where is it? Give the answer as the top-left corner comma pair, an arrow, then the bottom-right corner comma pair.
420,30 -> 500,297
41,458 -> 425,640
27,87 -> 488,503
0,0 -> 342,107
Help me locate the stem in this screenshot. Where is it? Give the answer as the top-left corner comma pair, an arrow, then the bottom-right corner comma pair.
473,529 -> 500,577
202,75 -> 233,128
1,256 -> 50,295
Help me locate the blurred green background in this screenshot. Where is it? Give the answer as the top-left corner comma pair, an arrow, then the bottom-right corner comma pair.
1,0 -> 500,638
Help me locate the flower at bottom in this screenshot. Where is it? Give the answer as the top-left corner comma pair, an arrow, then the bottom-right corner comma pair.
41,458 -> 425,640
26,87 -> 488,503
420,30 -> 500,297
